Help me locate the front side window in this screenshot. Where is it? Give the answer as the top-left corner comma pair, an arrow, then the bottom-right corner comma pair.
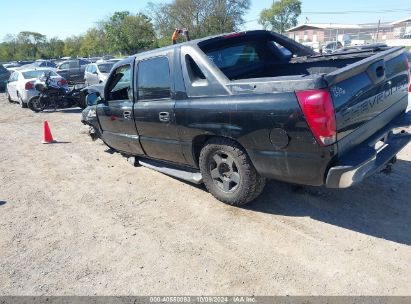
106,65 -> 131,101
98,63 -> 114,73
137,57 -> 171,100
69,61 -> 78,69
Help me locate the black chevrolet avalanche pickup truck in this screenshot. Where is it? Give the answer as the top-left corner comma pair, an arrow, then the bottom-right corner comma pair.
85,30 -> 411,205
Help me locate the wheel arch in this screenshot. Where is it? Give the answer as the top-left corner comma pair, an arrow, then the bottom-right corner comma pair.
191,134 -> 250,167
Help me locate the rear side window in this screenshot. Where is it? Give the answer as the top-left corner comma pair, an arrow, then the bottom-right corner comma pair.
205,43 -> 261,69
59,62 -> 69,69
69,61 -> 78,69
137,57 -> 171,100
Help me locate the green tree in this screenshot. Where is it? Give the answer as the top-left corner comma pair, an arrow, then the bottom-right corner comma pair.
121,13 -> 157,53
259,0 -> 301,34
0,35 -> 18,61
63,35 -> 84,57
38,37 -> 64,58
16,31 -> 47,59
80,27 -> 107,57
103,11 -> 130,54
148,0 -> 250,44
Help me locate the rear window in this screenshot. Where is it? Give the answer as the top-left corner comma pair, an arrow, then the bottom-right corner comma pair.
79,59 -> 90,66
98,63 -> 114,73
22,70 -> 58,79
205,43 -> 261,70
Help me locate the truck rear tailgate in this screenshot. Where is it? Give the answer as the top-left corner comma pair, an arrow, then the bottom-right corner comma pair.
324,47 -> 409,155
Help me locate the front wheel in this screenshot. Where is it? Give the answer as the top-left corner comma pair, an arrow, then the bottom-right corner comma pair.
199,138 -> 266,206
17,92 -> 27,108
28,96 -> 46,112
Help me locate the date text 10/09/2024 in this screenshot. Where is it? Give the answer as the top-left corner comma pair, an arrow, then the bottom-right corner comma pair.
149,296 -> 257,303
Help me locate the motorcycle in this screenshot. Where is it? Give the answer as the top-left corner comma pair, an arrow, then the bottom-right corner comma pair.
28,71 -> 83,112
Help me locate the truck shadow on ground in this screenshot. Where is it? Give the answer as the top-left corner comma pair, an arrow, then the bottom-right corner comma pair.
244,159 -> 411,246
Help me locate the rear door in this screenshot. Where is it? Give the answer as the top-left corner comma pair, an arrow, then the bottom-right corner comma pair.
97,63 -> 144,155
85,64 -> 98,85
133,55 -> 184,163
69,60 -> 81,83
57,62 -> 70,81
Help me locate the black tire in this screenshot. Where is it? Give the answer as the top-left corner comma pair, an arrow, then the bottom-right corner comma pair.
199,138 -> 266,206
28,96 -> 46,112
17,92 -> 28,108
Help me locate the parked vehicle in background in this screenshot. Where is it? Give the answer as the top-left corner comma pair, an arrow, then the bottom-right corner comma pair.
32,60 -> 57,68
84,62 -> 114,86
333,43 -> 388,54
56,59 -> 90,84
0,64 -> 11,92
6,68 -> 68,108
86,30 -> 410,205
3,62 -> 23,71
18,60 -> 57,71
322,41 -> 343,54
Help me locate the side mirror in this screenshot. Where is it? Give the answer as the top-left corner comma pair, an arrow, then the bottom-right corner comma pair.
86,92 -> 102,106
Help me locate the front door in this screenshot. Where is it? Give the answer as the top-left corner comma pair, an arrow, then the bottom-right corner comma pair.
133,56 -> 184,163
97,63 -> 143,155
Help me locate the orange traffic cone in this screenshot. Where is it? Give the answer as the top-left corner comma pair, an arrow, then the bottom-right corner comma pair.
42,121 -> 55,144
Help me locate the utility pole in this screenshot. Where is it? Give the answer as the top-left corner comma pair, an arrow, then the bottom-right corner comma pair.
375,19 -> 381,42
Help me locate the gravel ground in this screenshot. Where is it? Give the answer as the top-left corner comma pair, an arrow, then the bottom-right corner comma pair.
0,93 -> 410,295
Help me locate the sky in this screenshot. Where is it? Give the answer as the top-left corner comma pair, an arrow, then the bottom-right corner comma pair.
0,0 -> 411,40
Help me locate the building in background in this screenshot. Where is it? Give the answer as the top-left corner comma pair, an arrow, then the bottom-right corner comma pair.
285,17 -> 411,50
391,17 -> 411,39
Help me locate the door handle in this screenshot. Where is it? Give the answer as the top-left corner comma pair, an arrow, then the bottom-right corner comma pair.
159,112 -> 170,122
123,110 -> 132,119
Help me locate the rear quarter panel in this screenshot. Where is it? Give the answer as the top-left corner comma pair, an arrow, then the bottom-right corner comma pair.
175,93 -> 336,186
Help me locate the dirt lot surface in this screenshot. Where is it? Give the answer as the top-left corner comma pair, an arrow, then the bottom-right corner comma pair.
0,93 -> 410,295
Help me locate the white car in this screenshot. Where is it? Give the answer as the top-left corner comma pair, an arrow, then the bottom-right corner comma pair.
84,62 -> 115,86
5,69 -> 68,108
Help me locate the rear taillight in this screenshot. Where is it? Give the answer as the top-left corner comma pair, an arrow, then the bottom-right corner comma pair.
58,79 -> 67,86
405,59 -> 410,84
25,81 -> 34,90
408,82 -> 411,93
296,89 -> 336,146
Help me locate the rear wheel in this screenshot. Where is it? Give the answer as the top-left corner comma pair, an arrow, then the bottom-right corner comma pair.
199,138 -> 266,206
28,96 -> 46,112
17,92 -> 27,108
